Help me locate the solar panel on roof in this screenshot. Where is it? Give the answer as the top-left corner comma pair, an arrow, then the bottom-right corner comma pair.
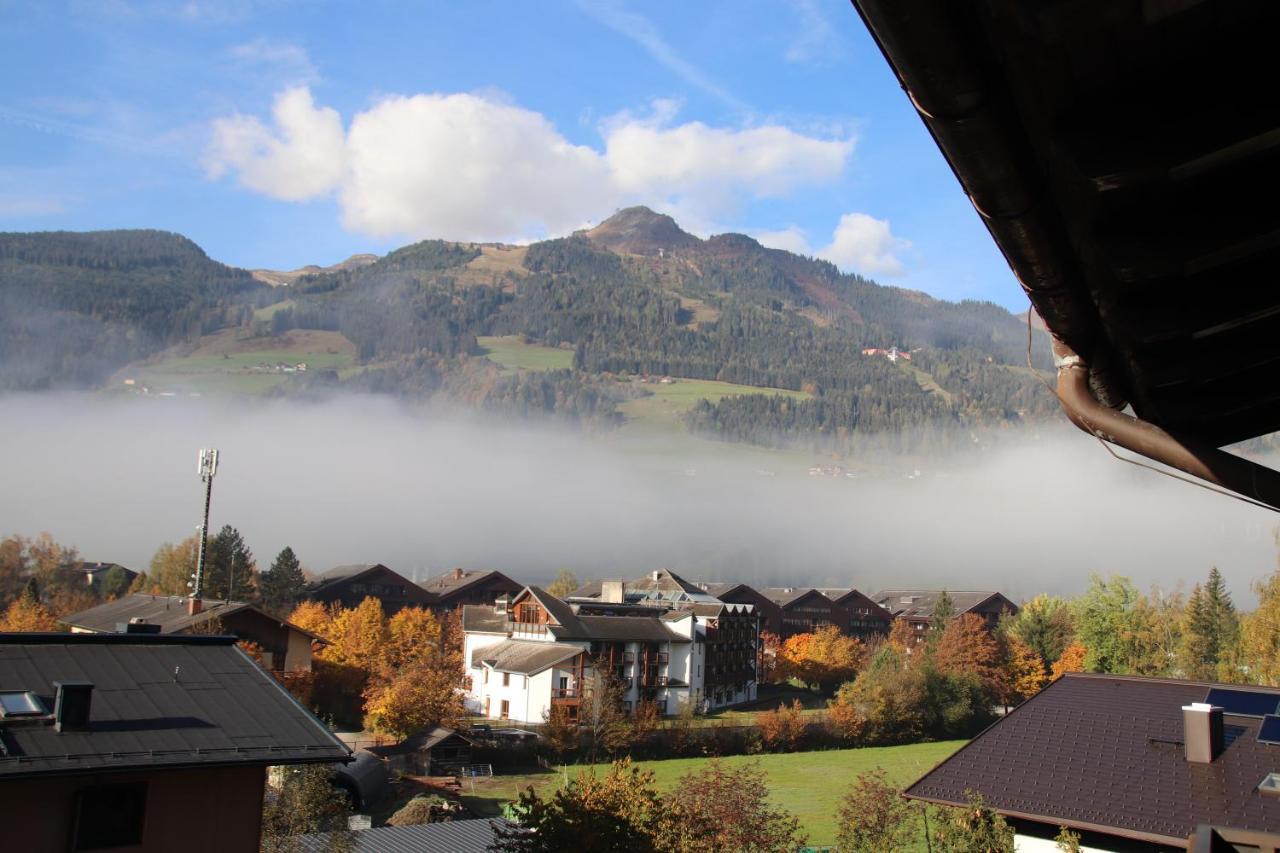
1205,687 -> 1280,717
1259,715 -> 1280,745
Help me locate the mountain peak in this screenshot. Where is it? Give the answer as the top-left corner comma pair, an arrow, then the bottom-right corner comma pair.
584,206 -> 699,255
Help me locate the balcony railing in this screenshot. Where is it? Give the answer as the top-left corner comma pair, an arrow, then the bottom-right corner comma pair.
511,622 -> 548,637
552,687 -> 580,699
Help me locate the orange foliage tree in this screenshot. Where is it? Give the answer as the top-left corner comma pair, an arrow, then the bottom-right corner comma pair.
933,613 -> 1001,693
757,699 -> 808,752
778,625 -> 863,693
0,591 -> 61,632
1051,642 -> 1088,679
886,617 -> 916,652
999,634 -> 1047,707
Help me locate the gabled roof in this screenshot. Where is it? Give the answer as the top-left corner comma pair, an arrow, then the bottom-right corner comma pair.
0,633 -> 349,779
870,590 -> 1014,620
761,587 -> 834,608
61,594 -> 321,640
521,586 -> 588,639
63,561 -> 137,578
906,673 -> 1280,847
819,588 -> 892,615
419,568 -> 520,598
307,563 -> 399,595
470,640 -> 583,675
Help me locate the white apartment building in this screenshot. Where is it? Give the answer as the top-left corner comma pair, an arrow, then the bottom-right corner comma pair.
462,585 -> 757,725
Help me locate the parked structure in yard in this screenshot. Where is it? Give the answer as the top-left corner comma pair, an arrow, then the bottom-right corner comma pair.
463,581 -> 757,724
63,594 -> 320,672
306,563 -> 435,614
906,673 -> 1280,850
872,589 -> 1018,646
419,567 -> 523,613
0,633 -> 350,853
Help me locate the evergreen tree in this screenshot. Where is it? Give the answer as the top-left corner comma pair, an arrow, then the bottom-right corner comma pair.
1204,567 -> 1239,664
202,525 -> 257,602
927,590 -> 955,652
260,546 -> 307,616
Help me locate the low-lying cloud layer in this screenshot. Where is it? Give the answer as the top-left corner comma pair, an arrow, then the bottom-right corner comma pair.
1,393 -> 1275,603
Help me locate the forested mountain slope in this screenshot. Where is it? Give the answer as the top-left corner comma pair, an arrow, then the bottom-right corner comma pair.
0,211 -> 1055,448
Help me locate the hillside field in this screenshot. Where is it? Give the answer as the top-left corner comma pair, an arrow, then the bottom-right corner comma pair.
461,740 -> 964,849
477,335 -> 574,372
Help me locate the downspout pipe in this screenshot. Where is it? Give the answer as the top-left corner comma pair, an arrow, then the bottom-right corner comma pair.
1053,337 -> 1280,511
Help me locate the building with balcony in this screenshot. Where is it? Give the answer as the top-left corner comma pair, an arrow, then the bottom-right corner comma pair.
461,583 -> 757,724
871,589 -> 1019,646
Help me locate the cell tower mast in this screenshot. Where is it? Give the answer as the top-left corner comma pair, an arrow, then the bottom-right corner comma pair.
191,448 -> 219,613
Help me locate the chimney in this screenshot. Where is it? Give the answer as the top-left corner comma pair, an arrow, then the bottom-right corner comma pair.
602,580 -> 625,603
1183,702 -> 1225,763
186,596 -> 202,616
54,681 -> 94,733
453,567 -> 465,581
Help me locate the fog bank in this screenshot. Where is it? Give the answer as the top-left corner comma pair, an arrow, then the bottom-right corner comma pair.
0,393 -> 1275,604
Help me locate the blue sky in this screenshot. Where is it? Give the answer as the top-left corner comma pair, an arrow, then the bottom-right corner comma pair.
0,0 -> 1027,309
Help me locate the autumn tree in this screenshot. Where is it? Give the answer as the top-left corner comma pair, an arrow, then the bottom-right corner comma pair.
999,634 -> 1047,707
834,768 -> 915,852
656,760 -> 806,852
363,663 -> 463,738
148,536 -> 199,596
887,617 -> 916,652
260,765 -> 354,853
757,699 -> 808,752
0,588 -> 61,631
98,565 -> 131,600
934,613 -> 1001,696
758,630 -> 783,682
288,600 -> 336,641
322,597 -> 390,672
0,535 -> 28,603
1004,594 -> 1073,666
25,532 -> 79,596
931,792 -> 1015,853
385,606 -> 443,675
1050,643 -> 1088,680
547,569 -> 579,599
260,546 -> 307,616
541,702 -> 580,758
492,759 -> 662,853
1239,566 -> 1280,685
778,625 -> 863,694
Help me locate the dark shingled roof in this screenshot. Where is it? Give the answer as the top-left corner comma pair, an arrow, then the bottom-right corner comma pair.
0,633 -> 350,779
298,819 -> 516,853
62,594 -> 321,639
906,673 -> 1280,846
577,615 -> 690,643
762,587 -> 832,608
871,589 -> 1011,620
523,586 -> 588,639
470,640 -> 583,675
461,604 -> 508,634
420,568 -> 504,595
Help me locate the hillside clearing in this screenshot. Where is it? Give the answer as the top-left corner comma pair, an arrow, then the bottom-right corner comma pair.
619,377 -> 810,433
461,741 -> 964,848
477,336 -> 574,372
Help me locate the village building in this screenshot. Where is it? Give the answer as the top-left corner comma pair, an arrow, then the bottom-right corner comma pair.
59,560 -> 139,594
462,581 -> 757,724
0,632 -> 350,852
62,594 -> 320,673
906,673 -> 1280,850
871,589 -> 1019,646
761,587 -> 847,639
817,588 -> 893,641
698,582 -> 785,636
305,563 -> 435,614
418,567 -> 523,614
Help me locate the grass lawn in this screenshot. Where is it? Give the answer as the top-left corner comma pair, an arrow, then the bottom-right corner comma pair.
477,336 -> 574,372
461,741 -> 964,849
619,377 -> 810,434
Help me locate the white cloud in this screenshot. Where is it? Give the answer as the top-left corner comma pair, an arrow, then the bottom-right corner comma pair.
819,212 -> 910,277
341,93 -> 612,241
205,87 -> 854,244
784,0 -> 844,64
205,87 -> 347,202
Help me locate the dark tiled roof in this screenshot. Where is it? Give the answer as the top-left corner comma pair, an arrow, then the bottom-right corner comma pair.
577,615 -> 691,643
524,586 -> 588,639
298,819 -> 516,853
820,588 -> 892,616
762,587 -> 833,608
420,568 -> 520,598
64,561 -> 137,578
0,633 -> 350,779
871,589 -> 1011,620
460,605 -> 508,634
61,594 -> 321,640
906,673 -> 1280,846
470,640 -> 583,675
317,563 -> 381,581
569,580 -> 604,598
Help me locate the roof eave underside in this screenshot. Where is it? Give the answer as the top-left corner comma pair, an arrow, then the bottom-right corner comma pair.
852,0 -> 1280,447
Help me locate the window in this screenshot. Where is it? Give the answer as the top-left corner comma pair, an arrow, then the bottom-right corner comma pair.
500,699 -> 509,719
73,783 -> 147,850
502,672 -> 510,687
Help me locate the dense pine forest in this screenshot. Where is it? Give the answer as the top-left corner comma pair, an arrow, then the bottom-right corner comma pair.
0,208 -> 1058,448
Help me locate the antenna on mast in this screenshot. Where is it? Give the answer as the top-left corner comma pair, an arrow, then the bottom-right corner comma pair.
190,448 -> 219,613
